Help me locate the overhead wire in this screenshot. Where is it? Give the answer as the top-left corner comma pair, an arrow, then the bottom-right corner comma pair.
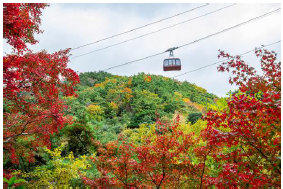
101,7 -> 280,72
103,52 -> 166,71
71,3 -> 209,51
172,40 -> 281,78
177,8 -> 281,49
71,4 -> 236,59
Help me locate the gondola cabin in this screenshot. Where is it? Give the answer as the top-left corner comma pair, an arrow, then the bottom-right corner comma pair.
163,58 -> 181,71
163,47 -> 181,71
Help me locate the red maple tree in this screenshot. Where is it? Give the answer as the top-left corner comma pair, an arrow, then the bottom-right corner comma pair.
203,48 -> 281,187
3,3 -> 79,168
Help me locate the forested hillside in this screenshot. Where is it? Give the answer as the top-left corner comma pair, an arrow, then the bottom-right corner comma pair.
77,71 -> 216,120
60,71 -> 217,143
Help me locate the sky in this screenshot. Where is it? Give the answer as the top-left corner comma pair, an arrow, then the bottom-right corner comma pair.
3,3 -> 281,97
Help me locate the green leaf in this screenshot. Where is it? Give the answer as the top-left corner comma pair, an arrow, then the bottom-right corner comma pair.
8,177 -> 17,187
3,177 -> 9,183
14,179 -> 27,184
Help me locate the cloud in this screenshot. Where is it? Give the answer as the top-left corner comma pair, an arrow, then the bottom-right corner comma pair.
3,3 -> 281,97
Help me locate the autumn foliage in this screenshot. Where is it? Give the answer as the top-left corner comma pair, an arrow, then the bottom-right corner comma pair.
203,48 -> 281,186
2,3 -> 281,188
83,118 -> 209,188
3,3 -> 79,167
3,3 -> 48,52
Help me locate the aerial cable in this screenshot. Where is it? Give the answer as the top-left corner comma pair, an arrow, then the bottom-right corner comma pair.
103,52 -> 166,71
71,3 -> 209,51
177,8 -> 281,49
71,4 -> 236,59
173,40 -> 281,78
101,8 -> 280,72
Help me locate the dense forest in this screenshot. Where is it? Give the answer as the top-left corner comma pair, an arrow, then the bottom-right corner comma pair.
3,3 -> 281,188
61,71 -> 216,142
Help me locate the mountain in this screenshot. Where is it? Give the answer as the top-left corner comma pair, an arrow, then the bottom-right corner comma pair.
64,71 -> 217,129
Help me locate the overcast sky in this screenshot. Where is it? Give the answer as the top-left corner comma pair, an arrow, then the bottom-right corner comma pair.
3,3 -> 281,97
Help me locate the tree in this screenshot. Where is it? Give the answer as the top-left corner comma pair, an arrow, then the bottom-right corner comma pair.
19,144 -> 89,187
187,112 -> 203,124
130,90 -> 164,128
3,3 -> 48,52
202,48 -> 281,187
83,117 -> 206,188
3,3 -> 80,168
79,71 -> 113,87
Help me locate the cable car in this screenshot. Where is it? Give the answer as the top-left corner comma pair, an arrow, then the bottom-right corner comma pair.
163,47 -> 181,71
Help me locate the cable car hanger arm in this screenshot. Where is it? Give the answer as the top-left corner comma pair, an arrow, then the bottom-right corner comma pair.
165,47 -> 179,52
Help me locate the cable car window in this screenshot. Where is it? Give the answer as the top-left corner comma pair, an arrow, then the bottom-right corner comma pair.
169,59 -> 173,65
163,59 -> 168,66
176,59 -> 181,65
173,59 -> 177,65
